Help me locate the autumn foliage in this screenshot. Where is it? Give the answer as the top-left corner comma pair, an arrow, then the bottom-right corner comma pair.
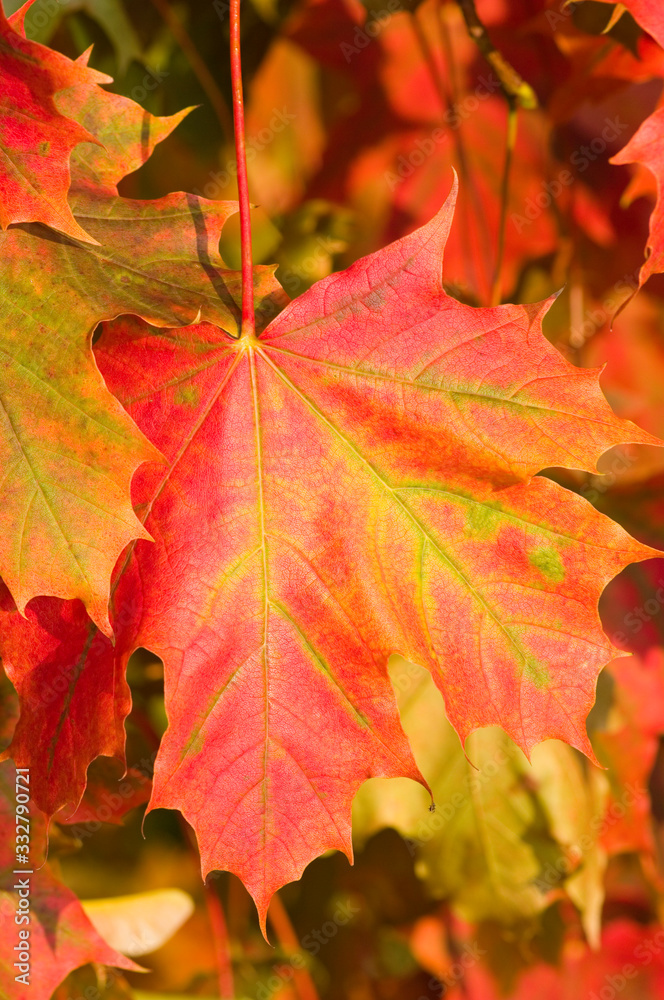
4,0 -> 664,996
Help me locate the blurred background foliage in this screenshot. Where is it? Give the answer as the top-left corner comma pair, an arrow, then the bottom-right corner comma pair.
11,0 -> 664,995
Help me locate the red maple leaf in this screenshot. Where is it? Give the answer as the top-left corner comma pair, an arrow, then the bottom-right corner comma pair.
5,178 -> 657,930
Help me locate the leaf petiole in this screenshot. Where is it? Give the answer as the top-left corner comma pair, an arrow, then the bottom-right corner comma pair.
230,0 -> 255,339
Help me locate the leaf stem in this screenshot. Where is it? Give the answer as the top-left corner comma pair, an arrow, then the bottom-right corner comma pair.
410,11 -> 449,117
433,3 -> 492,300
410,10 -> 481,287
230,0 -> 255,338
205,881 -> 236,1000
490,99 -> 517,306
268,893 -> 321,1000
456,0 -> 538,110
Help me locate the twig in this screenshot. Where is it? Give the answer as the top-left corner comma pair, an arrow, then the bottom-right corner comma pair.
490,99 -> 518,305
410,7 -> 489,298
456,0 -> 538,109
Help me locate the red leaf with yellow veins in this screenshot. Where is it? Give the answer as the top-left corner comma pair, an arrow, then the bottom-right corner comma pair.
74,179 -> 659,928
0,7 -> 108,243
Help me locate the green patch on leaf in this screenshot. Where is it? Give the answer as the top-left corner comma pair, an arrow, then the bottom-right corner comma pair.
464,502 -> 501,539
528,546 -> 565,583
174,383 -> 200,408
523,656 -> 552,689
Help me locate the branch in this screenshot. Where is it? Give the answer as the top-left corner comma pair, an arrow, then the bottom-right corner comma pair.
456,0 -> 538,109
